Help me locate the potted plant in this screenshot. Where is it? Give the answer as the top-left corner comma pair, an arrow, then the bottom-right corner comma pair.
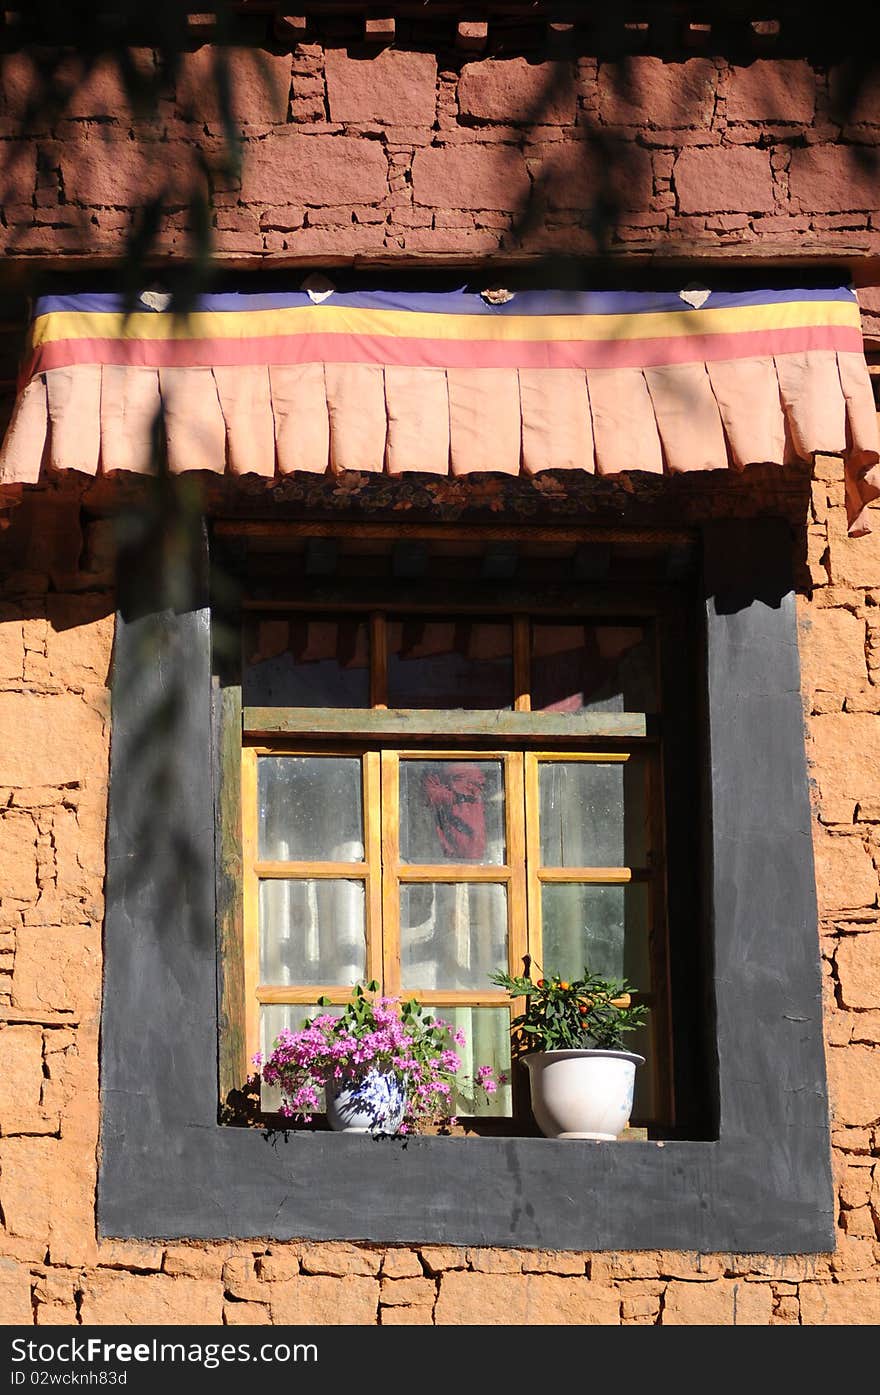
490,966 -> 647,1140
257,981 -> 499,1136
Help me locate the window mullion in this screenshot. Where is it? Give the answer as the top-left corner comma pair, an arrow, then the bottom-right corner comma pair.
380,750 -> 401,997
363,749 -> 384,990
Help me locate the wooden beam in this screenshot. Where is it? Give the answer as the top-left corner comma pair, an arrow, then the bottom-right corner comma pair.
243,706 -> 651,740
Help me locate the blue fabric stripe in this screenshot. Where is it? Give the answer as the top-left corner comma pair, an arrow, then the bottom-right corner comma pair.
32,285 -> 858,321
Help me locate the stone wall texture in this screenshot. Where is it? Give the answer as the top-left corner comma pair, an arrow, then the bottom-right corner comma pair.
0,40 -> 877,260
0,32 -> 879,1326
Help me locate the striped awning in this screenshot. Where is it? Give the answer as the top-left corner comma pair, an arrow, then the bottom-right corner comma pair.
2,283 -> 879,534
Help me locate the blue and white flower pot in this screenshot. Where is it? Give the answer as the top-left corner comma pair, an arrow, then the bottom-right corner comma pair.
325,1070 -> 407,1135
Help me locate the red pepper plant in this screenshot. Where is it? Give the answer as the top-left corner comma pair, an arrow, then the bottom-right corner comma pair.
490,966 -> 647,1053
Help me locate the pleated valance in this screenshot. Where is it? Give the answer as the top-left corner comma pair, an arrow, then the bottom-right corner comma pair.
1,283 -> 878,534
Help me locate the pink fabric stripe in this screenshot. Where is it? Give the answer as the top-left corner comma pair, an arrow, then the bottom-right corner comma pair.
644,363 -> 729,474
448,368 -> 521,476
775,351 -> 847,459
0,376 -> 48,484
22,322 -> 866,377
45,365 -> 101,476
159,367 -> 226,475
385,366 -> 449,476
100,365 -> 162,474
269,363 -> 329,474
588,369 -> 663,475
519,368 -> 594,474
213,365 -> 275,477
324,363 -> 386,474
705,357 -> 785,469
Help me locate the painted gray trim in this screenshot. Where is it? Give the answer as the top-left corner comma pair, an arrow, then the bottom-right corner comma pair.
99,518 -> 834,1251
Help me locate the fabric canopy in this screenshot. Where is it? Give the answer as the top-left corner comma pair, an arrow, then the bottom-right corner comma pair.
1,284 -> 878,534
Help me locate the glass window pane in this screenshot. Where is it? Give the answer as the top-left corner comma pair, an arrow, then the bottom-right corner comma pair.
258,756 -> 364,862
259,879 -> 366,986
531,623 -> 656,713
538,759 -> 647,867
400,883 -> 508,990
540,882 -> 650,986
244,616 -> 370,708
400,760 -> 506,865
260,1002 -> 344,1113
433,1006 -> 512,1117
387,618 -> 512,709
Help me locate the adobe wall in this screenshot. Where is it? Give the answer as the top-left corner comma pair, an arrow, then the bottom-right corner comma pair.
0,32 -> 878,1325
0,464 -> 878,1326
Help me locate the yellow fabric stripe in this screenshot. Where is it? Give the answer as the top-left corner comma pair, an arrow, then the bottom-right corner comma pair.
28,299 -> 862,349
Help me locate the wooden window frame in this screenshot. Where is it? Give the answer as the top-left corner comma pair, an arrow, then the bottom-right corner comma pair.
99,516 -> 835,1252
227,566 -> 678,1132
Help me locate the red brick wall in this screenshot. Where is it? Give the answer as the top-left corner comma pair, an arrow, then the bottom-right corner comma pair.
0,42 -> 878,260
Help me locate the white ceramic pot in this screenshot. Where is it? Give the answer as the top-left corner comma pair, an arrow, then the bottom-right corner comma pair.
325,1069 -> 407,1135
523,1049 -> 645,1140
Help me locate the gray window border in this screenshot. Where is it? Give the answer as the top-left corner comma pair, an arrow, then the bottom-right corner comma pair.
98,517 -> 835,1252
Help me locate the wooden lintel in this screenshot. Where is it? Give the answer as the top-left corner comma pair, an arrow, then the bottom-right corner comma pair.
243,707 -> 651,740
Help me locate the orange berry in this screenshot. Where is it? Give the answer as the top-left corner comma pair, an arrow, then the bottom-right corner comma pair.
578,1003 -> 588,1014
559,981 -> 569,990
536,978 -> 545,988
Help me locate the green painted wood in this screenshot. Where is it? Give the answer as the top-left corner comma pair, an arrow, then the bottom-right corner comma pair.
242,707 -> 651,740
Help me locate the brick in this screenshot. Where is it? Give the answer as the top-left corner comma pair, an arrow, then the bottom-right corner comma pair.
0,693 -> 105,787
380,1277 -> 436,1305
221,1256 -> 265,1302
532,140 -> 654,213
813,831 -> 877,913
459,59 -> 576,125
725,61 -> 816,123
419,1246 -> 466,1274
828,511 -> 880,589
662,1279 -> 773,1324
12,923 -> 100,1017
97,1241 -> 164,1271
521,1251 -> 586,1275
223,1300 -> 271,1324
467,1248 -> 523,1273
799,607 -> 867,694
827,1043 -> 880,1126
800,1281 -> 880,1323
299,1243 -> 381,1277
435,1271 -> 620,1325
0,610 -> 23,679
790,146 -> 880,213
412,143 -> 530,212
674,146 -> 775,214
325,50 -> 436,127
381,1304 -> 433,1323
830,64 -> 880,125
0,1025 -> 43,1115
257,1252 -> 301,1282
269,1275 -> 378,1324
177,47 -> 291,125
240,132 -> 387,206
381,1249 -> 424,1278
0,1137 -> 56,1243
809,714 -> 880,824
163,1245 -> 229,1278
0,812 -> 37,901
0,1258 -> 33,1323
80,1273 -> 223,1324
599,58 -> 716,127
837,932 -> 880,1009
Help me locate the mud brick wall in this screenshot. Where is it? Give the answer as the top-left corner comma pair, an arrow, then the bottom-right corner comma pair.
0,42 -> 878,260
0,469 -> 877,1326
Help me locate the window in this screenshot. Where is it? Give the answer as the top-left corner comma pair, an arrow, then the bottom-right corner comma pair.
224,539 -> 696,1134
100,517 -> 835,1253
